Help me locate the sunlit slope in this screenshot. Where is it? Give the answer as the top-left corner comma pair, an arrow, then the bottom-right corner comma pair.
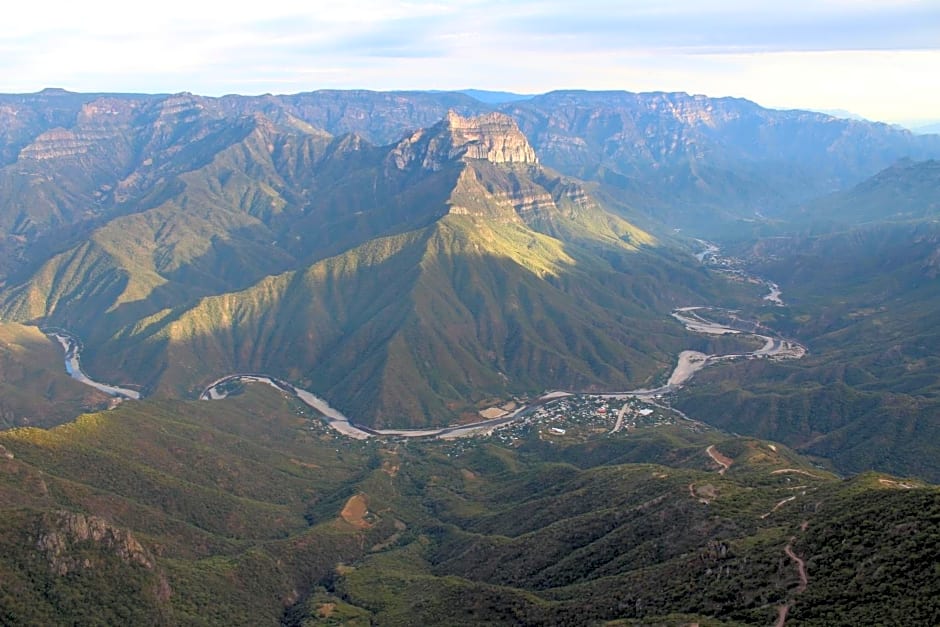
0,113 -> 465,347
0,112 -> 744,427
0,115 -> 332,334
117,208 -> 717,427
0,386 -> 382,625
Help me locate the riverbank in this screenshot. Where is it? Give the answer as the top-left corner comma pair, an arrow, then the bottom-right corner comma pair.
45,303 -> 805,440
46,329 -> 140,400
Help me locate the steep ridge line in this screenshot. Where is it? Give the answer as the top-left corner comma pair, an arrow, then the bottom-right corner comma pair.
43,299 -> 806,439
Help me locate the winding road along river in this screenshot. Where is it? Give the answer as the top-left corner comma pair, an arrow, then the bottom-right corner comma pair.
45,302 -> 805,440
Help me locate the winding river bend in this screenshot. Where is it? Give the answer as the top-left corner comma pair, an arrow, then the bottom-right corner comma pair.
44,301 -> 806,440
44,329 -> 140,400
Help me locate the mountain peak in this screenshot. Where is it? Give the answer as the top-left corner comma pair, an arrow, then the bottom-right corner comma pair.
389,111 -> 538,171
441,111 -> 538,164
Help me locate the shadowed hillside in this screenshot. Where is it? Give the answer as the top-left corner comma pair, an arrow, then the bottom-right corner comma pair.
679,162 -> 940,480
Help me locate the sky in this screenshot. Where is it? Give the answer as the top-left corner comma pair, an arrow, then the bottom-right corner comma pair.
2,0 -> 939,125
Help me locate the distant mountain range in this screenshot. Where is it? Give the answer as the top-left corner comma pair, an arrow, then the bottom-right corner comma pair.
782,158 -> 940,226
2,88 -> 938,239
808,108 -> 869,121
455,89 -> 534,104
911,121 -> 940,135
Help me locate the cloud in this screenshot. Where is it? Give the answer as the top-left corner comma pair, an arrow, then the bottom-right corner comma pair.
498,0 -> 940,53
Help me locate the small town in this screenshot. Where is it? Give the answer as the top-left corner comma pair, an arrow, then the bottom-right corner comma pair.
481,394 -> 683,445
503,395 -> 665,435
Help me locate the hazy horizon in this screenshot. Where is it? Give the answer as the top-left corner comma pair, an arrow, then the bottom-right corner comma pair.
2,1 -> 938,125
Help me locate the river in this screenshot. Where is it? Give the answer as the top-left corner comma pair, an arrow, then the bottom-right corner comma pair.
45,301 -> 805,440
45,329 -> 140,400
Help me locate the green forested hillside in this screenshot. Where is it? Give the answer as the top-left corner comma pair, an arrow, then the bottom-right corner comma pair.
679,164 -> 940,480
110,210 -> 722,427
0,383 -> 935,626
0,322 -> 111,429
2,91 -> 938,441
0,94 -> 938,627
1,112 -> 750,427
0,386 -> 379,625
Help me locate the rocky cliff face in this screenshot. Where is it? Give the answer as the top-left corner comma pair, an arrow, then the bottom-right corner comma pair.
18,128 -> 99,161
34,511 -> 155,575
388,111 -> 538,171
383,112 -> 551,222
443,111 -> 538,164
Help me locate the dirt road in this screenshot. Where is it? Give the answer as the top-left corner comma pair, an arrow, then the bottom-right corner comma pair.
706,445 -> 732,474
785,541 -> 808,593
